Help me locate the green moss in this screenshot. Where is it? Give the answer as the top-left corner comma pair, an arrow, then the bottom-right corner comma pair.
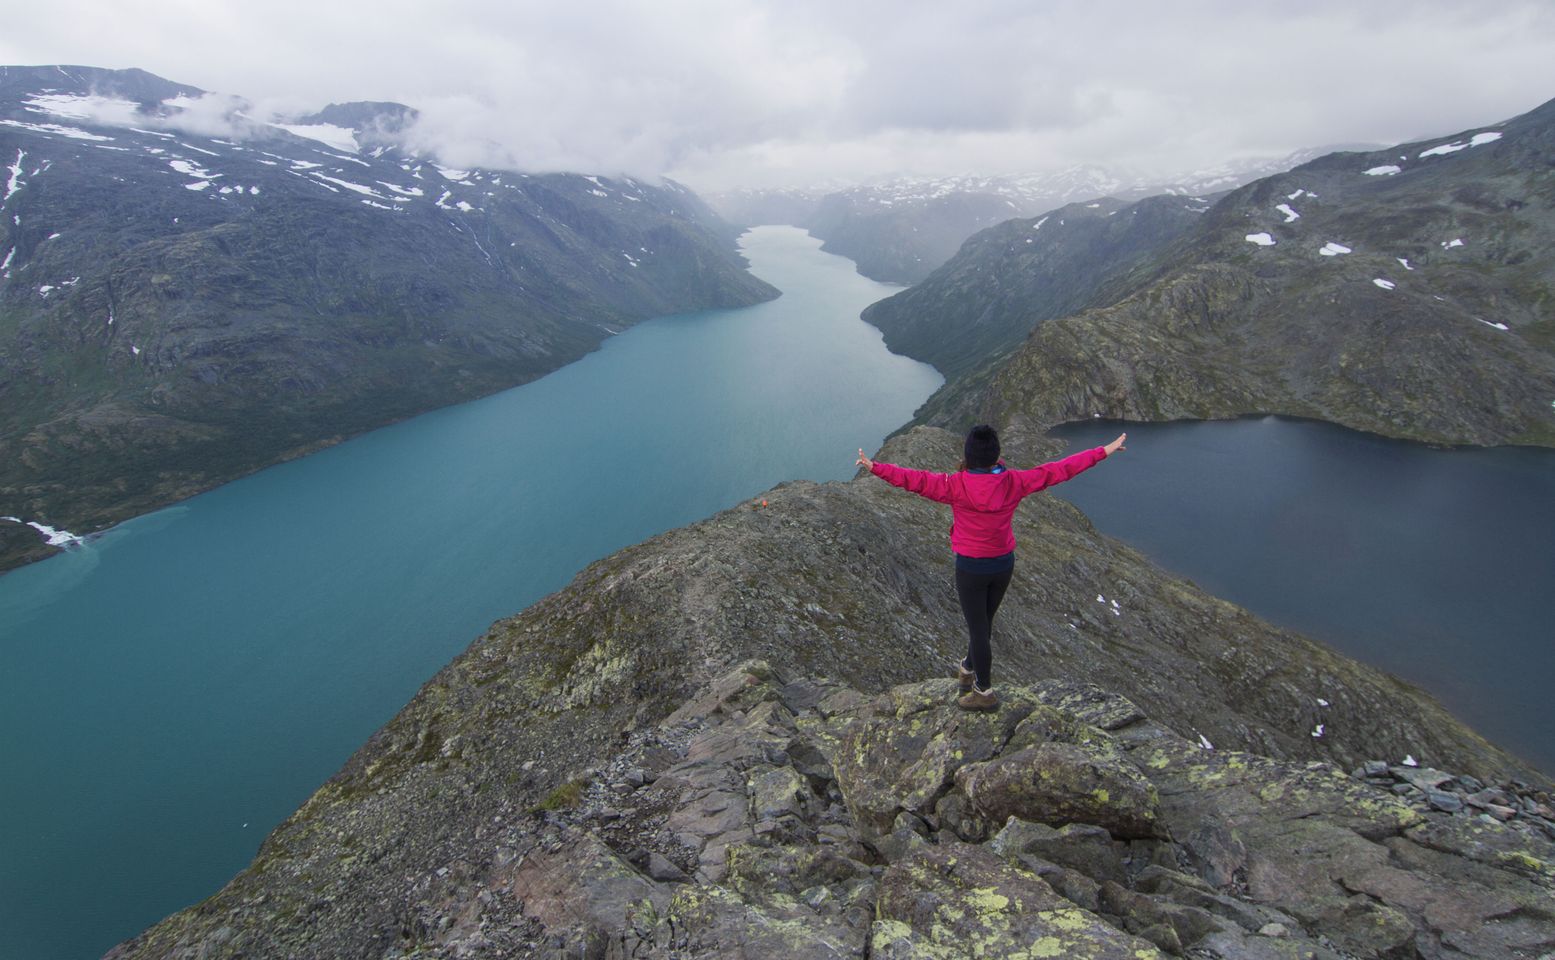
1493,850 -> 1554,877
529,778 -> 587,813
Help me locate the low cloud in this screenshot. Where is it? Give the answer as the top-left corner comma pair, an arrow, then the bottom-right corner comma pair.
153,92 -> 268,140
3,0 -> 1553,191
20,88 -> 322,145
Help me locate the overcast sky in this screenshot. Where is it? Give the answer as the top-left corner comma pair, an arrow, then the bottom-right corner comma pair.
3,0 -> 1553,191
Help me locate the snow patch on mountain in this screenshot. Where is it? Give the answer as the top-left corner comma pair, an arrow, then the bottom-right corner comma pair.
4,149 -> 24,202
1419,131 -> 1503,159
0,118 -> 114,141
309,173 -> 387,198
0,517 -> 81,546
23,92 -> 142,126
273,123 -> 359,153
168,158 -> 219,180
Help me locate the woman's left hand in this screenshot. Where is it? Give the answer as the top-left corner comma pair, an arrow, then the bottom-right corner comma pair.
1104,433 -> 1127,455
856,448 -> 875,469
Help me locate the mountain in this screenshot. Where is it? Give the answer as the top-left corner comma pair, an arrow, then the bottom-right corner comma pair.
800,182 -> 1032,284
872,97 -> 1555,448
708,149 -> 1363,285
0,66 -> 776,573
107,426 -> 1553,958
861,194 -> 1209,382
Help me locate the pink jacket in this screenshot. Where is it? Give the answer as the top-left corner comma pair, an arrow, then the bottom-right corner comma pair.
870,447 -> 1108,557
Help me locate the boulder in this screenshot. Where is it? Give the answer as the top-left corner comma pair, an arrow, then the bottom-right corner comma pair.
830,681 -> 1034,838
989,818 -> 1129,884
956,741 -> 1165,839
507,829 -> 670,947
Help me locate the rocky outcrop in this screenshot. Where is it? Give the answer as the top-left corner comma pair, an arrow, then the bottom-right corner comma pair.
107,426 -> 1550,958
109,662 -> 1555,958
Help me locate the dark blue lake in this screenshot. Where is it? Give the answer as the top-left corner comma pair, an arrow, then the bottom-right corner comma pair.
0,226 -> 941,960
1051,417 -> 1555,777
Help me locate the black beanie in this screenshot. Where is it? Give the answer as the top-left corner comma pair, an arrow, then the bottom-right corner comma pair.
964,424 -> 1000,469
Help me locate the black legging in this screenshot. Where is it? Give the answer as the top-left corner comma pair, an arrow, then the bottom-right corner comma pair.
955,565 -> 1013,690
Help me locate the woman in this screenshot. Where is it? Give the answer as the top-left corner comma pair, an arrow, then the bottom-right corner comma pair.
856,425 -> 1126,710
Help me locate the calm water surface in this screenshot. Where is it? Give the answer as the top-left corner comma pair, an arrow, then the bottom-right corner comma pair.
0,226 -> 941,960
1052,417 -> 1555,776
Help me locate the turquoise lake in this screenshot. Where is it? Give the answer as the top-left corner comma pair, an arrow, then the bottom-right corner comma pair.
0,226 -> 942,960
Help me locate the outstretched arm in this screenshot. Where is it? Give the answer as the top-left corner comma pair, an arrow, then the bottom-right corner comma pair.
1016,433 -> 1126,495
857,448 -> 954,504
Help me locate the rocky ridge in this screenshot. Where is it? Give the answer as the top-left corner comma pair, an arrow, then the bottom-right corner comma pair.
0,65 -> 775,572
108,426 -> 1550,958
111,659 -> 1555,959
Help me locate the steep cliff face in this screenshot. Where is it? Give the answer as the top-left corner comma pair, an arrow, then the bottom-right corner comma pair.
108,427 -> 1551,958
0,65 -> 776,573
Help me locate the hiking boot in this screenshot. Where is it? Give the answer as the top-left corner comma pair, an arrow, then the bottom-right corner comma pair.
958,685 -> 999,712
957,659 -> 975,693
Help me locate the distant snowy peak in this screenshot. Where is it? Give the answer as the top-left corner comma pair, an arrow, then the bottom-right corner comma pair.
0,65 -> 678,224
819,146 -> 1379,215
9,81 -> 374,155
0,64 -> 203,109
0,66 -> 628,186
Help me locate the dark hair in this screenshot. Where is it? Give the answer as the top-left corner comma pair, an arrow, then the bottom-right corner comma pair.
963,424 -> 1001,470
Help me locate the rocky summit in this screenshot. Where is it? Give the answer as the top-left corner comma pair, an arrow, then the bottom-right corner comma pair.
874,95 -> 1555,448
107,663 -> 1555,959
107,426 -> 1551,958
0,65 -> 775,573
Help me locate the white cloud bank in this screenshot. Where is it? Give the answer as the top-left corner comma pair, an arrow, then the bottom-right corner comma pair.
2,0 -> 1553,190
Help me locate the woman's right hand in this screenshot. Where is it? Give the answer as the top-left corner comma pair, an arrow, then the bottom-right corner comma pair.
856,448 -> 874,469
1104,433 -> 1127,455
